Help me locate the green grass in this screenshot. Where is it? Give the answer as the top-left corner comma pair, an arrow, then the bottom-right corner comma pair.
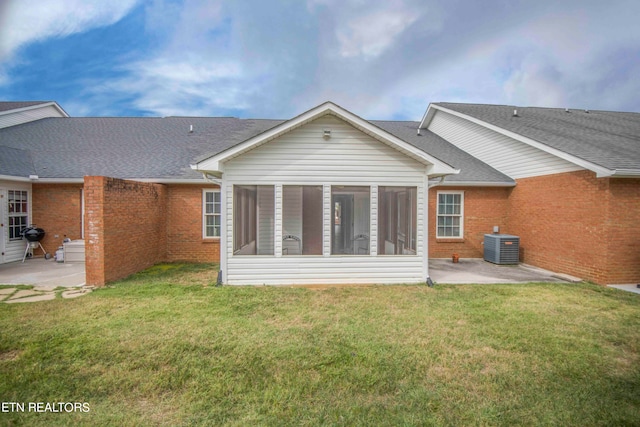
1,263 -> 639,426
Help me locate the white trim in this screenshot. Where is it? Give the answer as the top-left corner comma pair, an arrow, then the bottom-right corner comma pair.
422,104 -> 617,178
0,101 -> 68,118
607,169 -> 640,178
436,190 -> 464,239
0,174 -> 32,182
435,180 -> 516,187
192,102 -> 459,178
202,189 -> 222,239
25,178 -> 209,184
423,176 -> 429,281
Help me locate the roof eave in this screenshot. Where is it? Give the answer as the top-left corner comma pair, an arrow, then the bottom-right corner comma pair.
0,101 -> 69,118
428,104 -> 620,179
435,180 -> 516,187
600,169 -> 640,178
194,101 -> 459,177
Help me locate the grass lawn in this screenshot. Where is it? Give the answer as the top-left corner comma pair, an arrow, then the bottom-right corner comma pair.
1,263 -> 639,426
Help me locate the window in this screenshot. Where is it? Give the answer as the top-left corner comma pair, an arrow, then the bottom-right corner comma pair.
233,185 -> 274,255
379,187 -> 417,255
331,186 -> 370,255
8,190 -> 28,241
282,186 -> 323,255
203,190 -> 221,238
437,191 -> 464,238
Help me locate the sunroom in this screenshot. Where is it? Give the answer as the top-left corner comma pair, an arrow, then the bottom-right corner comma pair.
192,102 -> 458,285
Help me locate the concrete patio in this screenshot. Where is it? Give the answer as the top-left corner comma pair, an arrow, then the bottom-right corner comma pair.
428,258 -> 581,284
0,257 -> 86,289
1,257 -> 638,296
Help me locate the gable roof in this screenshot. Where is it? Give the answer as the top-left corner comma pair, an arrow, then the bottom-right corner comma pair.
0,102 -> 48,112
0,102 -> 511,185
374,121 -> 514,185
0,117 -> 281,181
0,101 -> 68,116
192,102 -> 460,178
421,103 -> 640,177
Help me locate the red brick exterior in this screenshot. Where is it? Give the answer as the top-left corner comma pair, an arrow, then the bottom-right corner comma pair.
166,185 -> 220,263
601,177 -> 640,284
505,171 -> 607,282
428,186 -> 510,258
81,177 -> 221,286
429,172 -> 640,285
84,177 -> 168,286
33,172 -> 637,286
31,183 -> 83,255
504,171 -> 640,284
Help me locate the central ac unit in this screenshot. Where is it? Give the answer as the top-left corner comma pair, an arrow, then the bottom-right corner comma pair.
484,234 -> 520,265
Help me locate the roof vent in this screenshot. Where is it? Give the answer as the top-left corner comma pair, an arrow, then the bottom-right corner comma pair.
512,109 -> 518,117
584,109 -> 590,114
417,129 -> 421,136
189,125 -> 194,133
565,108 -> 570,113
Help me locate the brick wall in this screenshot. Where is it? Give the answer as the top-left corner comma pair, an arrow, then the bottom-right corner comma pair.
506,170 -> 611,283
166,185 -> 220,262
31,183 -> 83,255
605,178 -> 640,284
428,186 -> 510,258
85,177 -> 167,286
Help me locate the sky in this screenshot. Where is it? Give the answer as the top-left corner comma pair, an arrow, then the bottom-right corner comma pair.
0,0 -> 639,120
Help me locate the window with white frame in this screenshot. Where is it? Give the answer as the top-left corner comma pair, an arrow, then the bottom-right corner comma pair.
8,190 -> 28,240
203,190 -> 221,238
436,191 -> 464,238
233,185 -> 274,255
378,186 -> 417,255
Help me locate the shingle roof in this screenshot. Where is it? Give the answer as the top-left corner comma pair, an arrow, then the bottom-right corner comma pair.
0,145 -> 35,177
0,117 -> 282,180
0,101 -> 52,113
373,120 -> 514,184
433,103 -> 640,173
0,114 -> 512,184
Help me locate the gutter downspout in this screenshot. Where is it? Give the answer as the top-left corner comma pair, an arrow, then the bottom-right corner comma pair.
425,176 -> 446,287
200,172 -> 222,185
428,176 -> 446,189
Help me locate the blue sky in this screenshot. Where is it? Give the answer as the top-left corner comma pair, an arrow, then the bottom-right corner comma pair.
1,0 -> 639,120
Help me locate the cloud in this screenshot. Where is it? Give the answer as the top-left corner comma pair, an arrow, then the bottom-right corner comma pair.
4,0 -> 640,119
0,0 -> 141,61
335,8 -> 418,59
111,55 -> 258,117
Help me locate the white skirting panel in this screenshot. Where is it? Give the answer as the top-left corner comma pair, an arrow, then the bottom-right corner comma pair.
226,255 -> 425,285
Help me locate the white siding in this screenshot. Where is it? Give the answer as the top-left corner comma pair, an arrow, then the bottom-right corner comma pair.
0,105 -> 64,129
428,110 -> 583,179
224,115 -> 427,185
257,186 -> 274,255
222,115 -> 428,285
227,256 -> 424,285
0,180 -> 32,263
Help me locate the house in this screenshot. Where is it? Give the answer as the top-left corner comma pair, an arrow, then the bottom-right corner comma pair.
0,100 -> 638,286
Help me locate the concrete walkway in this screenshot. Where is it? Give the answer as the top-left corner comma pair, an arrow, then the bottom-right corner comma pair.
608,284 -> 640,295
0,258 -> 91,303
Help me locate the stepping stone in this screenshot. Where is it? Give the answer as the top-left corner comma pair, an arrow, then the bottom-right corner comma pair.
0,288 -> 17,301
61,289 -> 92,299
8,290 -> 41,300
5,293 -> 56,303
